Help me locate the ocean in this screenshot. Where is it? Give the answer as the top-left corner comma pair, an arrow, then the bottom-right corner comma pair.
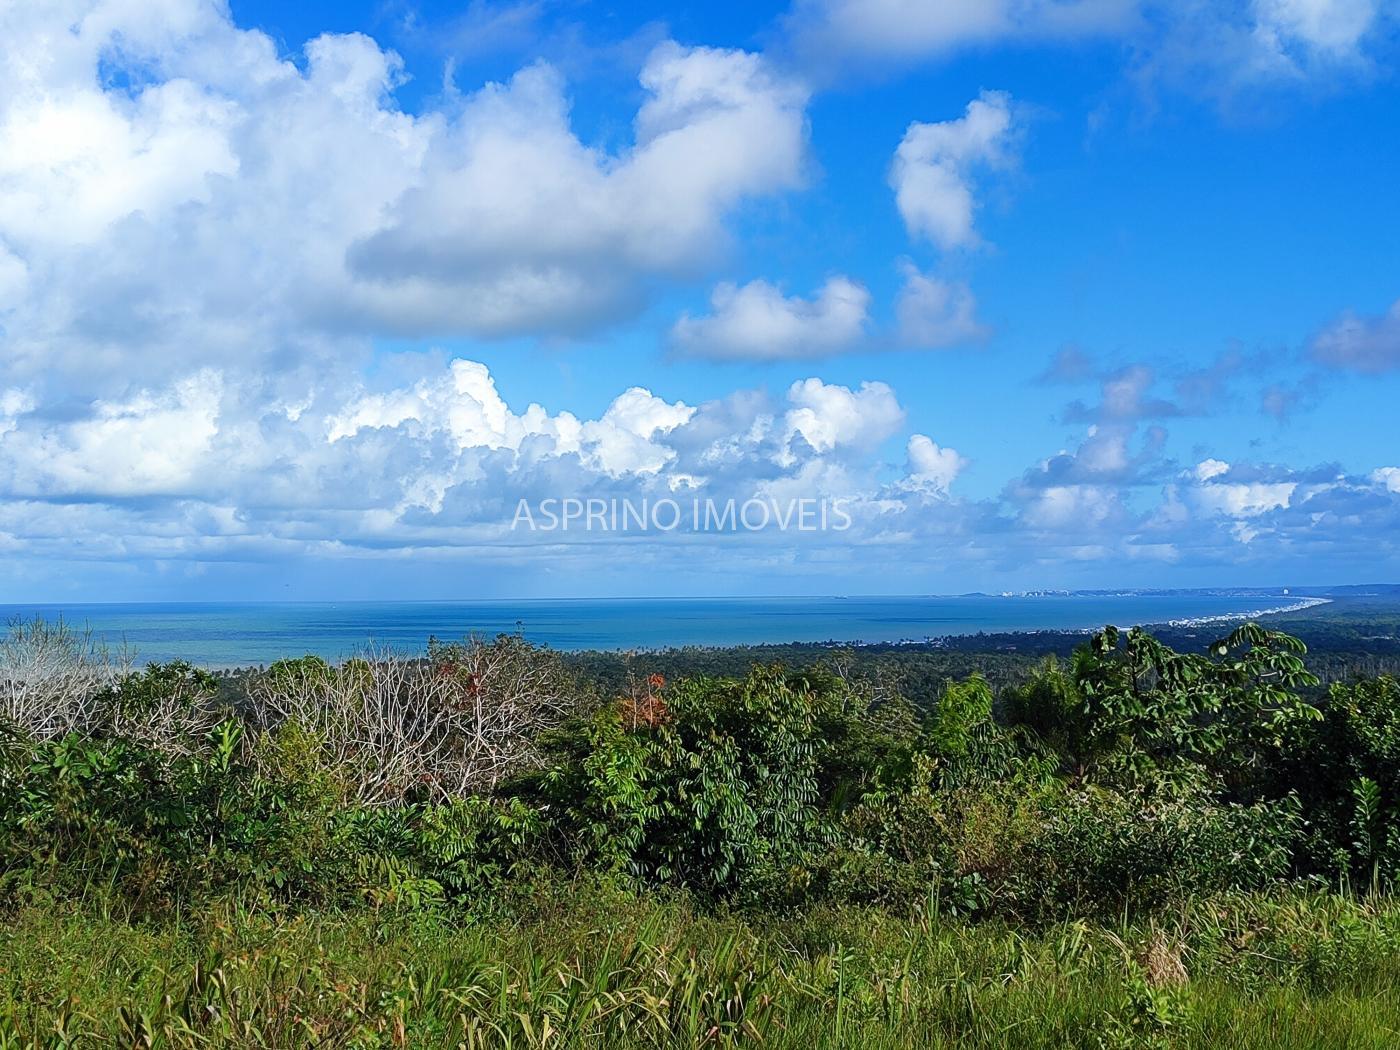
0,594 -> 1330,667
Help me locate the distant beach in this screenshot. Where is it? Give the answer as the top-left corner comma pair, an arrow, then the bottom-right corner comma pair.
1162,596 -> 1332,628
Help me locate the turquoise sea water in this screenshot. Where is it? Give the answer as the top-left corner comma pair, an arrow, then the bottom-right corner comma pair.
0,594 -> 1327,667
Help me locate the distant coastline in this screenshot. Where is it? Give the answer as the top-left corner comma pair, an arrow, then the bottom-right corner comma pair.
0,591 -> 1368,666
1160,596 -> 1332,629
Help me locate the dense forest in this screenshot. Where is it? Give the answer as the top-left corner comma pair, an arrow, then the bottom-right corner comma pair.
2,614 -> 1400,1046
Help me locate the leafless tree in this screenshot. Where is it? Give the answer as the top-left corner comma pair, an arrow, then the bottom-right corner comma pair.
0,616 -> 224,755
248,635 -> 578,805
0,616 -> 127,740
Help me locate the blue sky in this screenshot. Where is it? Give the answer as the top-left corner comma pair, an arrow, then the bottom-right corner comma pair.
0,0 -> 1398,600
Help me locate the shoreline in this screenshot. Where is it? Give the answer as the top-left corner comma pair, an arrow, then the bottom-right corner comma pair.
827,596 -> 1340,649
1159,596 -> 1333,629
16,594 -> 1350,669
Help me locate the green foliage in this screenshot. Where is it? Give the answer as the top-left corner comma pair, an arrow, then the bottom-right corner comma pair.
1003,655 -> 1096,773
1280,674 -> 1400,884
264,654 -> 332,690
926,674 -> 992,758
346,797 -> 544,909
1064,623 -> 1322,788
537,665 -> 834,902
218,720 -> 354,903
0,721 -> 243,910
4,622 -> 1400,1042
2,885 -> 1400,1048
109,661 -> 218,720
1018,790 -> 1302,916
0,621 -> 1394,929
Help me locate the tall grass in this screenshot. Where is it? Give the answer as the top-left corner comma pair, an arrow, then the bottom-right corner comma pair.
1,883 -> 1398,1047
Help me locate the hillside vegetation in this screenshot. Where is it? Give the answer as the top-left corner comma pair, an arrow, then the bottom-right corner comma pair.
1,617 -> 1399,1046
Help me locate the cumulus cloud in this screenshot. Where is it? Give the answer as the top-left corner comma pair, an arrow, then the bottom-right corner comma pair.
1372,466 -> 1400,493
1,2 -> 1397,593
0,372 -> 224,499
1063,364 -> 1183,422
1016,422 -> 1167,492
890,91 -> 1019,251
669,277 -> 871,360
1184,462 -> 1297,518
782,378 -> 905,456
1018,483 -> 1124,530
904,435 -> 968,493
1194,458 -> 1231,481
1049,348 -> 1282,423
1311,298 -> 1400,373
322,362 -> 705,510
1151,459 -> 1370,545
348,43 -> 811,337
894,263 -> 987,348
0,3 -> 810,392
668,265 -> 987,360
0,359 -> 919,534
0,357 -> 1397,589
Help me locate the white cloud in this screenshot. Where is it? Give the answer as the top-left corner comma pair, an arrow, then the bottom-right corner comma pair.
785,0 -> 1392,99
1253,0 -> 1382,58
1191,481 -> 1296,518
580,389 -> 697,477
1371,466 -> 1400,493
328,360 -> 581,453
904,435 -> 967,492
894,263 -> 987,348
0,360 -> 961,580
670,276 -> 871,360
1180,461 -> 1297,518
0,358 -> 1397,586
1129,0 -> 1394,100
782,378 -> 905,455
1021,422 -> 1162,487
890,91 -> 1018,251
1062,364 -> 1182,423
0,4 -> 811,392
0,371 -> 223,498
1021,484 -> 1121,529
350,43 -> 810,337
0,388 -> 33,440
0,358 -> 913,511
0,245 -> 29,309
1194,458 -> 1231,481
1075,425 -> 1134,474
327,359 -> 695,482
786,0 -> 1138,66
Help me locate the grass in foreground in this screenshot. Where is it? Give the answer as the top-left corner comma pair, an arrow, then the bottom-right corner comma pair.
2,884 -> 1399,1048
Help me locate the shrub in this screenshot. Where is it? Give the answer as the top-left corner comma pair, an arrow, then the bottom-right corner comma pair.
0,720 -> 245,911
1282,675 -> 1400,884
345,797 -> 544,908
219,719 -> 357,903
533,665 -> 838,903
1014,789 -> 1302,916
